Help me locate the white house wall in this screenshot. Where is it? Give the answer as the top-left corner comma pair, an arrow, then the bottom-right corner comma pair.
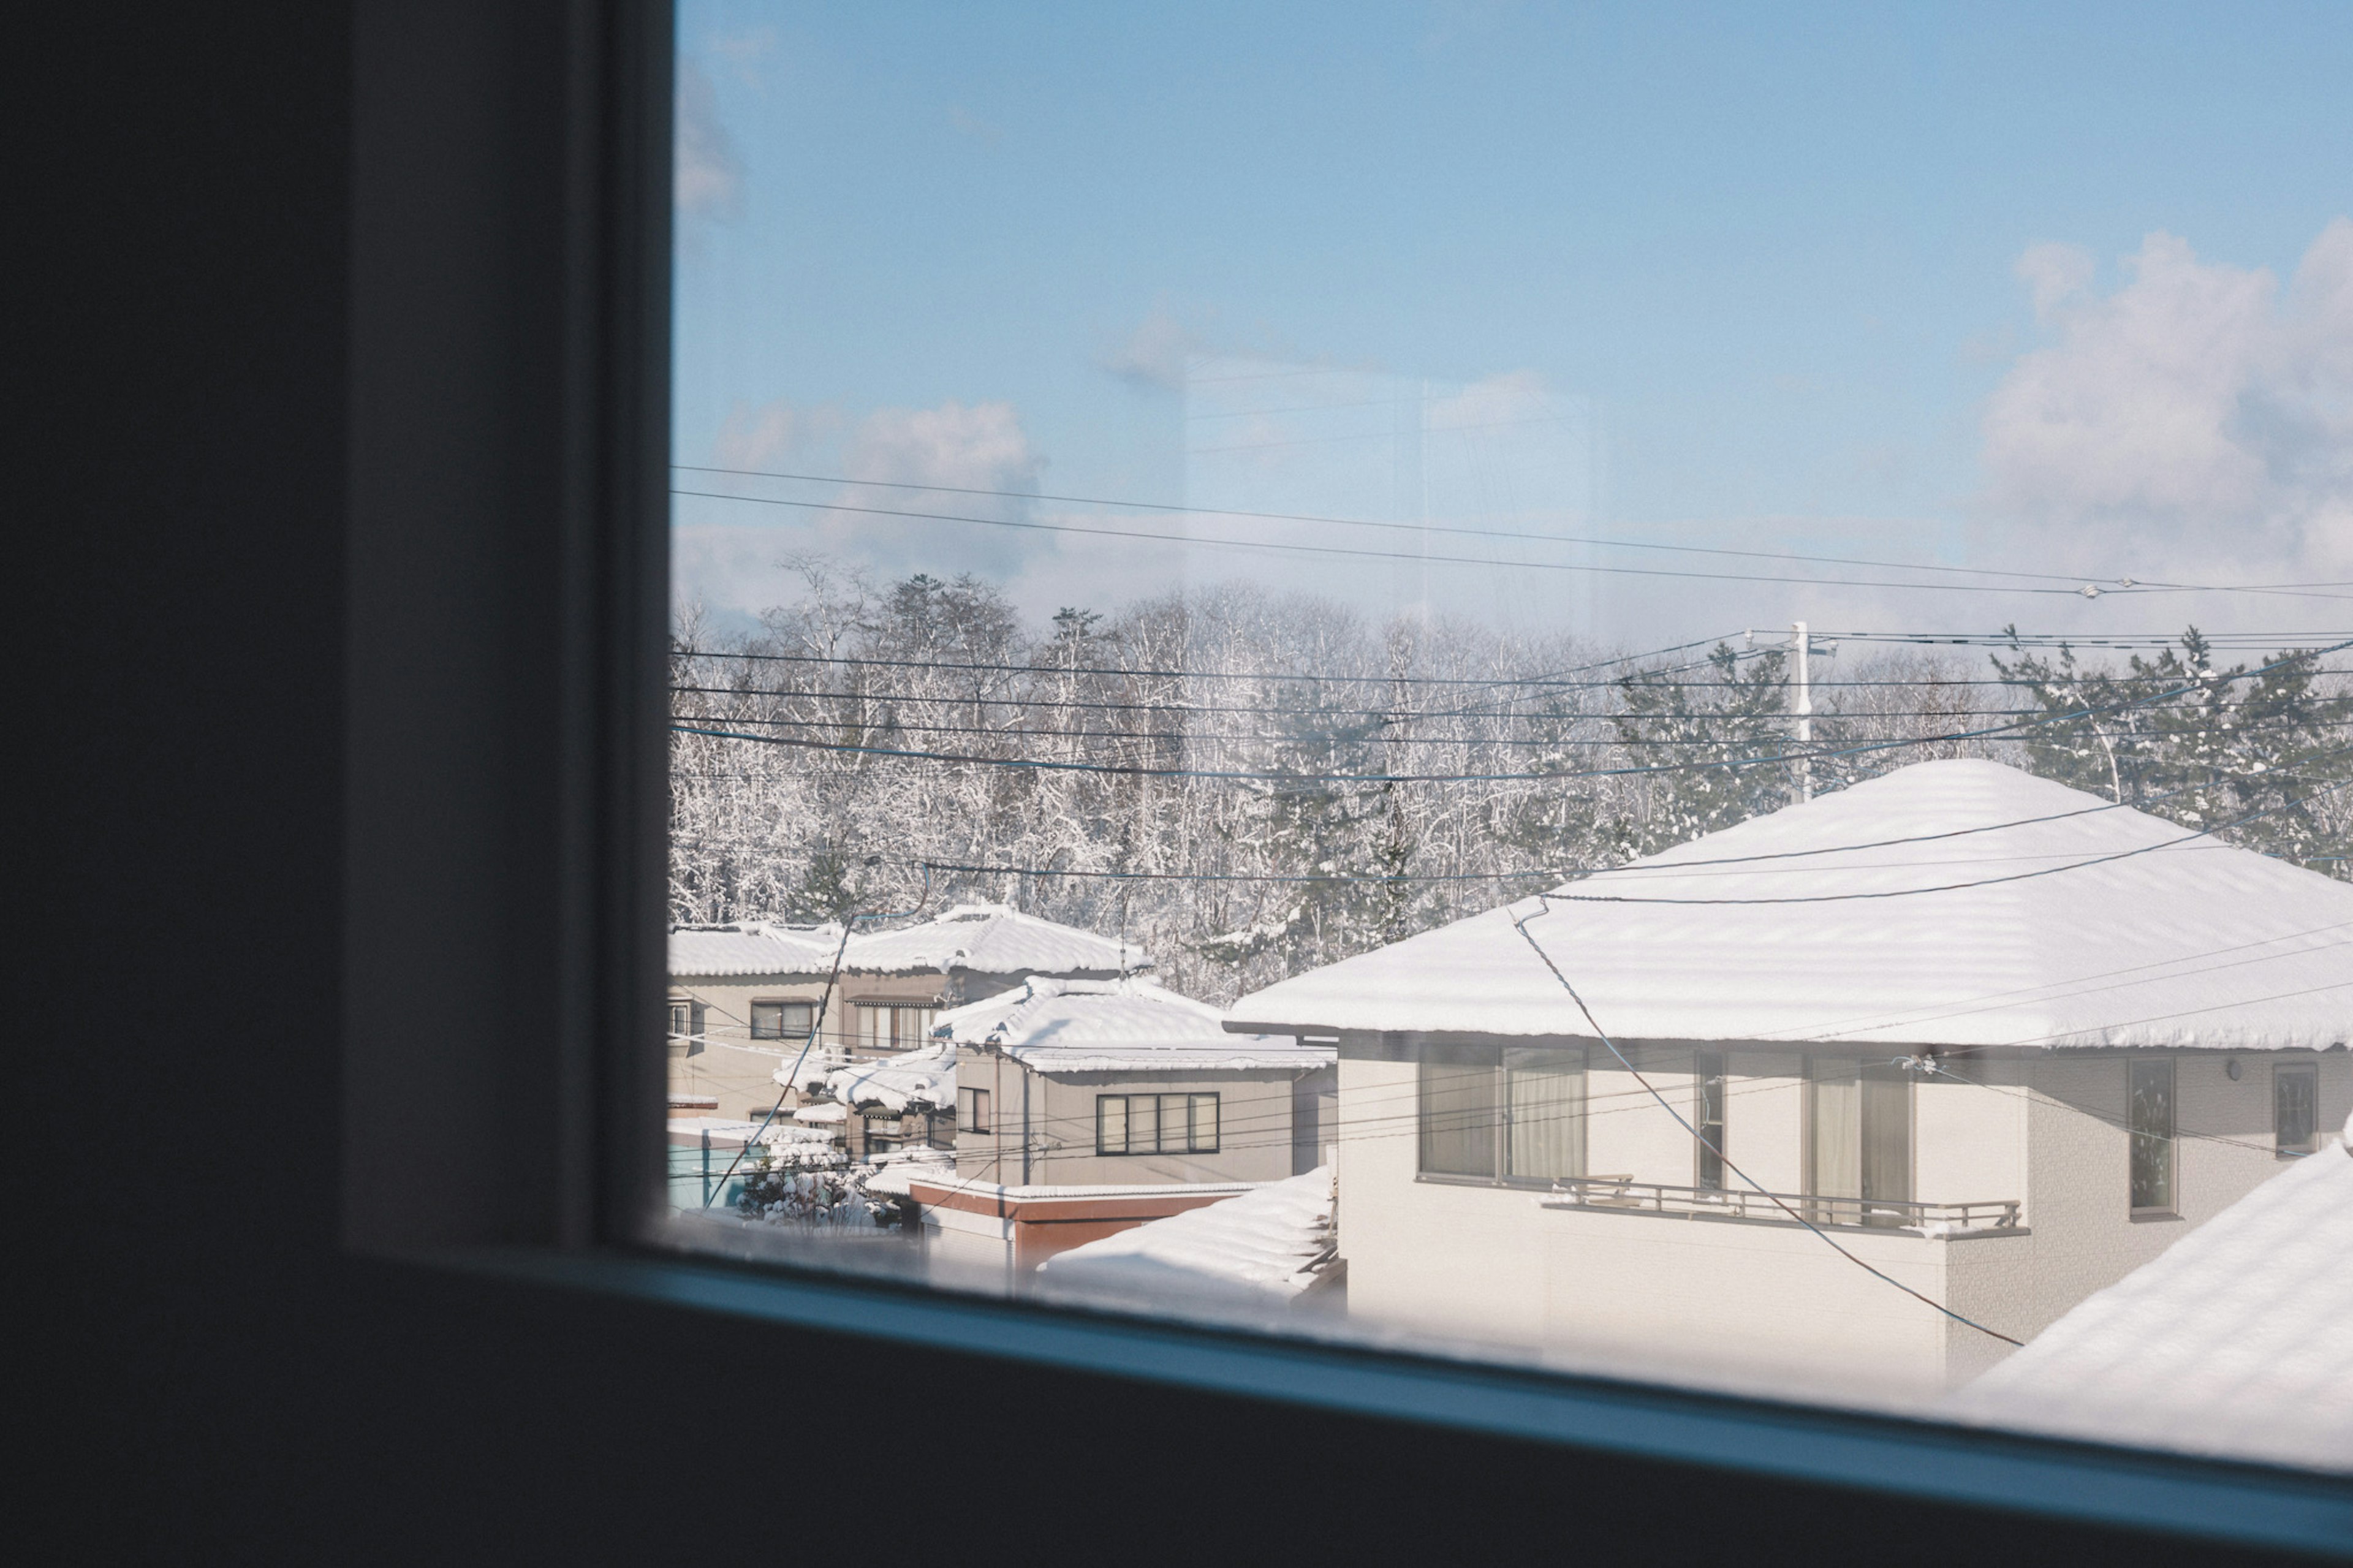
1335,1039 -> 2347,1392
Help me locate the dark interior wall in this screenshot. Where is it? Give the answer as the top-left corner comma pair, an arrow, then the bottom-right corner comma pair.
12,7 -> 2314,1562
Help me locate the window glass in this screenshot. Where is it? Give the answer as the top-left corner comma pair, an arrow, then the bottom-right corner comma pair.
661,0 -> 2353,1477
1692,1051 -> 1727,1192
1419,1049 -> 1500,1180
2275,1064 -> 2319,1156
2128,1059 -> 2177,1214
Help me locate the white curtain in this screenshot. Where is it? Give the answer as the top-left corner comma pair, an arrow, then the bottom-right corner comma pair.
1506,1048 -> 1585,1181
1810,1058 -> 1860,1202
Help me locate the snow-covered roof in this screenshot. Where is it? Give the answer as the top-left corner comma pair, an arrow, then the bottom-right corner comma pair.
842,904 -> 1150,978
1946,1113 -> 2353,1470
1229,760 -> 2353,1050
1034,1168 -> 1338,1305
780,1043 -> 957,1112
933,977 -> 1333,1073
669,923 -> 843,978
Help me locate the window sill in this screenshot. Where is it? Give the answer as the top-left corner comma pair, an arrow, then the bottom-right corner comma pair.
403,1244 -> 2349,1555
2129,1211 -> 2185,1223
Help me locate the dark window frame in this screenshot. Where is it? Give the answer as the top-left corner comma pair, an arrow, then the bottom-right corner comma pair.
333,10 -> 2353,1555
1094,1091 -> 1221,1156
2272,1061 -> 2320,1158
749,999 -> 813,1041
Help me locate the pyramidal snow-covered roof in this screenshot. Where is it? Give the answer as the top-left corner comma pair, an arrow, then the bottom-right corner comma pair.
1034,1167 -> 1338,1308
933,977 -> 1331,1072
844,904 -> 1150,978
1228,759 -> 2353,1050
669,923 -> 844,978
1944,1113 -> 2353,1470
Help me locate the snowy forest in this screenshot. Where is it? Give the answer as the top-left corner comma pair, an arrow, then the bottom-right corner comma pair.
670,559 -> 2353,1004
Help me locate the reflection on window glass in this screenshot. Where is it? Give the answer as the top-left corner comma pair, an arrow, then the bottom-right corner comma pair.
661,0 -> 2353,1476
2129,1059 -> 2176,1215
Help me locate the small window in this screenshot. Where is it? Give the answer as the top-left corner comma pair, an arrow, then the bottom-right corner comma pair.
2128,1058 -> 2176,1214
750,1000 -> 814,1040
667,999 -> 704,1056
855,1003 -> 936,1050
959,1086 -> 991,1134
1808,1059 -> 1912,1225
1694,1051 -> 1727,1192
2274,1063 -> 2319,1157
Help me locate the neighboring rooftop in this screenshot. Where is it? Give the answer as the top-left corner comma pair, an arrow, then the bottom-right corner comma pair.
783,1042 -> 956,1111
843,904 -> 1150,979
1945,1113 -> 2353,1471
1228,759 -> 2353,1050
668,922 -> 843,978
1034,1167 -> 1338,1307
933,976 -> 1333,1073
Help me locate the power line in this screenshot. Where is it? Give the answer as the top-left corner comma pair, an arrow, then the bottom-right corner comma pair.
670,463 -> 2353,600
1509,902 -> 2022,1346
674,487 -> 2256,599
1540,770 -> 2353,907
674,643 -> 2352,692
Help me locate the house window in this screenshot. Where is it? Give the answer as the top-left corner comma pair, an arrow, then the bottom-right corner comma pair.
2273,1062 -> 2318,1158
855,1003 -> 935,1050
1694,1051 -> 1728,1191
749,1000 -> 813,1040
1419,1045 -> 1586,1184
1096,1093 -> 1219,1155
959,1086 -> 991,1134
667,999 -> 704,1056
1808,1059 -> 1912,1225
2128,1058 -> 2176,1215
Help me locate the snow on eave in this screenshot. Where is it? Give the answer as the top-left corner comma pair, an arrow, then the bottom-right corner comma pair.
1033,1168 -> 1338,1303
997,1043 -> 1336,1075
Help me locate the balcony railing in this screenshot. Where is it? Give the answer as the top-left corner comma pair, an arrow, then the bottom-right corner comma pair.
1540,1175 -> 2021,1235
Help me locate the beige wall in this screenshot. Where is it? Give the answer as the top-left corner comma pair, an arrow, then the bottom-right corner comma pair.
954,1058 -> 1301,1187
666,974 -> 838,1121
1332,1038 -> 2348,1392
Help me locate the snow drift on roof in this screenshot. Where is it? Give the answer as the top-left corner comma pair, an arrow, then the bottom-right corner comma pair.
1945,1113 -> 2353,1470
933,976 -> 1333,1072
1034,1167 -> 1337,1306
843,903 -> 1150,977
669,923 -> 844,977
779,1043 -> 955,1112
1228,759 -> 2353,1050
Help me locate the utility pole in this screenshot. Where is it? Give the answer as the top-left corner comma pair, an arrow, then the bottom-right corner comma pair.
1794,620 -> 1813,803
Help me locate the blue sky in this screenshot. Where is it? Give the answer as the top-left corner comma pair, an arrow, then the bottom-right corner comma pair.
671,1 -> 2353,646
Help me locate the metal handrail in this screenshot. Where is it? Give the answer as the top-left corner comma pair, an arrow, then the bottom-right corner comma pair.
1542,1175 -> 2021,1232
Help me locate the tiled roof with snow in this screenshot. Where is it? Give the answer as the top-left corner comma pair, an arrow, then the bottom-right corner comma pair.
1945,1115 -> 2353,1470
842,904 -> 1150,978
933,977 -> 1334,1072
1229,760 -> 2353,1050
1034,1168 -> 1338,1306
669,923 -> 844,978
782,1043 -> 955,1112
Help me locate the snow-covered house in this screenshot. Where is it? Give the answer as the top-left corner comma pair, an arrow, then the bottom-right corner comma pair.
830,903 -> 1150,1054
1226,759 -> 2353,1392
669,905 -> 1145,1125
904,977 -> 1338,1273
667,923 -> 843,1120
1944,1109 -> 2352,1468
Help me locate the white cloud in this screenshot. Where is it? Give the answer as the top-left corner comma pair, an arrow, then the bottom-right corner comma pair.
675,58 -> 743,219
1980,221 -> 2353,585
1101,305 -> 1208,390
